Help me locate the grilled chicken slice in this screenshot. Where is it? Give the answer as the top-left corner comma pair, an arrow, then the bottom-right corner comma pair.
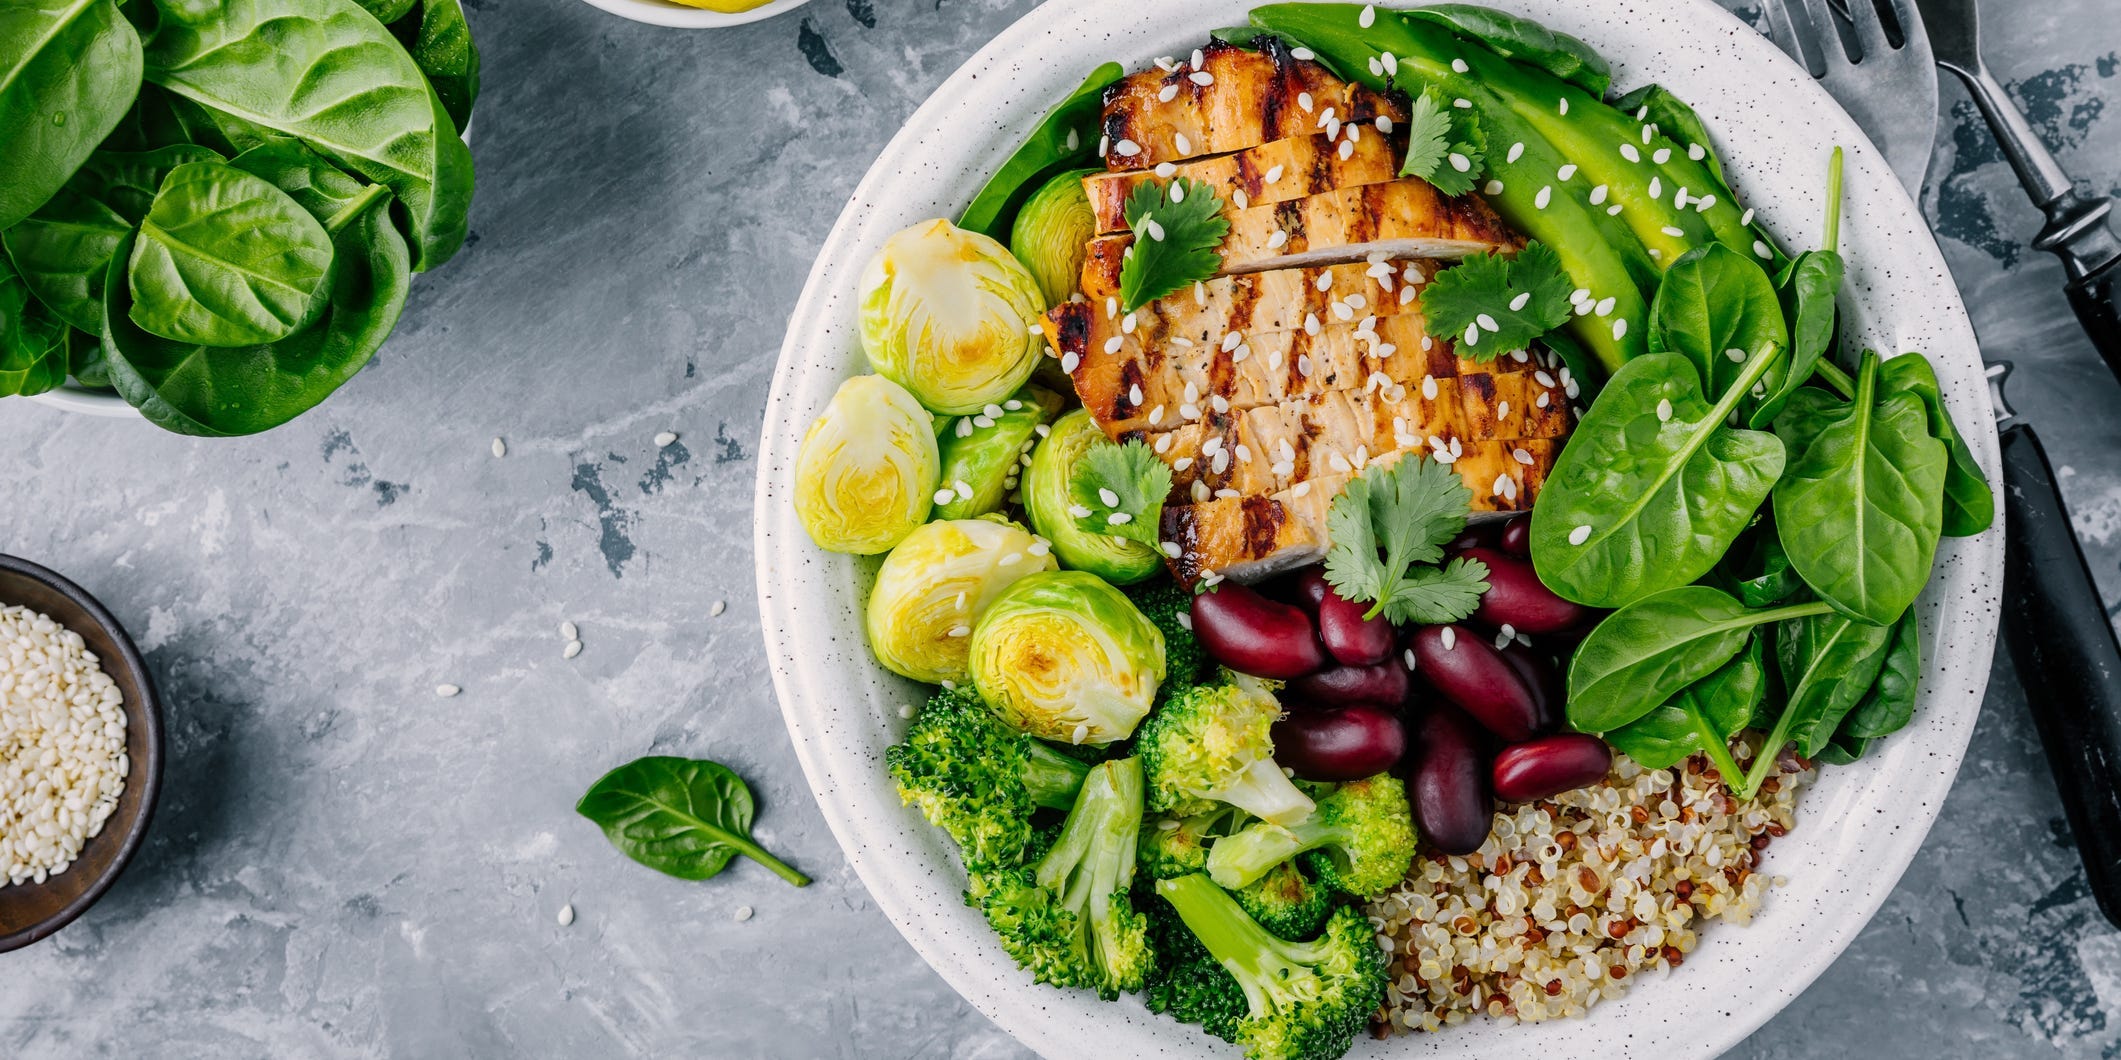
1085,130 -> 1403,235
1100,39 -> 1405,171
1073,257 -> 1435,339
1144,365 -> 1572,500
1083,179 -> 1519,280
1158,439 -> 1563,585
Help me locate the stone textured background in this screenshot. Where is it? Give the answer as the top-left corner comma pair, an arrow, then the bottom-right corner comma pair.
3,0 -> 2118,1056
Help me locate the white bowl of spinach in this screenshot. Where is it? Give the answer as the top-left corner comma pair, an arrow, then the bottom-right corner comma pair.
1,0 -> 479,435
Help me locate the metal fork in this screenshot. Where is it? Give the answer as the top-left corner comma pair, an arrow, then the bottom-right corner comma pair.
1758,0 -> 1936,196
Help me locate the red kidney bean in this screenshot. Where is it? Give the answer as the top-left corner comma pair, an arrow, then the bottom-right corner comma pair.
1444,521 -> 1501,555
1499,514 -> 1531,557
1314,581 -> 1394,667
1407,624 -> 1541,742
1273,704 -> 1407,781
1261,567 -> 1328,612
1191,582 -> 1328,679
1289,658 -> 1411,707
1406,706 -> 1493,855
1498,642 -> 1564,733
1492,734 -> 1613,802
1461,546 -> 1590,635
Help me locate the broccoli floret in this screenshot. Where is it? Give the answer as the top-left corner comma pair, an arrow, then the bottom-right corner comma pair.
1125,578 -> 1208,696
1155,873 -> 1386,1060
888,686 -> 1093,870
967,758 -> 1155,999
1205,774 -> 1417,900
1139,882 -> 1249,1041
1137,672 -> 1316,827
1139,805 -> 1248,880
1232,860 -> 1336,941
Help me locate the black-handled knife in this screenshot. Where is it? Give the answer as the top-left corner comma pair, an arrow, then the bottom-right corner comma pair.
1918,0 -> 2121,384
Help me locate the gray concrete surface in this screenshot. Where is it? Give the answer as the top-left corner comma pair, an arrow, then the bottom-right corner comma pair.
3,0 -> 2118,1056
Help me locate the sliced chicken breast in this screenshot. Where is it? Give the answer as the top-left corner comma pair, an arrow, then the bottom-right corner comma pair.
1100,40 -> 1404,171
1085,129 -> 1403,234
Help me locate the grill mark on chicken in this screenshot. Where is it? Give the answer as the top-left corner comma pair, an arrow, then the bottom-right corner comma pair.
1241,496 -> 1286,559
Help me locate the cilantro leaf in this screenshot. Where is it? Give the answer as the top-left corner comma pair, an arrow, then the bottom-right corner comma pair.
1324,456 -> 1482,620
1397,87 -> 1484,197
1069,438 -> 1172,546
1420,241 -> 1574,359
1381,557 -> 1491,625
1118,177 -> 1229,312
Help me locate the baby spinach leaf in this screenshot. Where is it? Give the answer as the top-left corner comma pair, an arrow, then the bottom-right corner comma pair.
143,0 -> 474,270
1839,611 -> 1921,741
1565,585 -> 1831,734
390,0 -> 479,135
1720,520 -> 1803,608
1772,354 -> 1948,627
0,255 -> 71,396
576,756 -> 811,887
353,0 -> 416,24
101,189 -> 408,435
1877,351 -> 1995,537
1771,607 -> 1895,757
67,327 -> 112,388
75,143 -> 230,222
0,0 -> 143,230
1648,243 -> 1787,400
127,160 -> 336,347
1404,3 -> 1611,97
1604,634 -> 1763,778
1529,346 -> 1787,608
230,140 -> 392,232
1814,733 -> 1871,765
1754,249 -> 1841,428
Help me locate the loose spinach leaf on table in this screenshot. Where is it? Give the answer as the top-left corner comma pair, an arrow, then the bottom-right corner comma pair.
127,160 -> 336,347
1529,346 -> 1787,609
1565,585 -> 1832,734
101,189 -> 409,436
1877,351 -> 1995,537
576,756 -> 811,887
958,62 -> 1124,242
1648,243 -> 1787,401
1604,634 -> 1764,779
0,255 -> 71,397
144,0 -> 475,270
1404,3 -> 1611,97
1772,353 -> 1948,627
0,0 -> 143,230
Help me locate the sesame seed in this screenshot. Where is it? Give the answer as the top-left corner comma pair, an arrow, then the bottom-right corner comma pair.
1513,447 -> 1533,465
1359,4 -> 1375,27
1509,292 -> 1531,312
734,906 -> 754,922
1190,71 -> 1214,86
1507,142 -> 1525,164
1145,218 -> 1166,241
1453,98 -> 1472,109
1339,139 -> 1354,160
1448,153 -> 1471,172
1104,336 -> 1123,354
1065,128 -> 1079,152
954,418 -> 973,439
1298,92 -> 1315,112
564,640 -> 583,659
1485,179 -> 1504,195
1608,203 -> 1624,215
1613,318 -> 1629,340
898,704 -> 918,719
1304,312 -> 1321,335
1172,457 -> 1194,471
1695,194 -> 1717,212
1652,148 -> 1671,165
561,620 -> 579,641
1233,189 -> 1247,208
1726,348 -> 1747,363
1661,225 -> 1686,238
1377,116 -> 1394,133
1740,208 -> 1756,226
1368,56 -> 1384,77
1107,511 -> 1133,526
1557,164 -> 1577,181
1754,240 -> 1773,259
1620,143 -> 1640,162
1404,648 -> 1418,670
558,903 -> 575,927
711,600 -> 727,617
1441,626 -> 1458,650
1675,188 -> 1691,209
1268,230 -> 1289,249
1642,125 -> 1655,145
1099,134 -> 1110,157
1191,48 -> 1204,68
1115,139 -> 1141,157
1689,143 -> 1706,161
1154,161 -> 1177,178
1292,46 -> 1315,60
1128,384 -> 1144,406
1476,313 -> 1500,332
1656,398 -> 1673,422
1559,98 -> 1569,115
1265,164 -> 1286,184
1590,184 -> 1609,205
1162,541 -> 1183,558
1595,297 -> 1616,316
1159,83 -> 1179,103
972,415 -> 994,429
1061,352 -> 1081,373
1401,285 -> 1419,305
1535,185 -> 1552,209
1569,524 -> 1593,545
1451,57 -> 1470,73
491,437 -> 506,458
1464,323 -> 1481,346
1537,391 -> 1551,408
955,479 -> 974,500
1535,370 -> 1556,388
1649,177 -> 1662,198
436,684 -> 460,697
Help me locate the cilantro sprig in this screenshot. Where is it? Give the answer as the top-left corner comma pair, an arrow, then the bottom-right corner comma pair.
1398,87 -> 1485,197
1420,241 -> 1574,358
1068,438 -> 1173,547
1119,177 -> 1229,311
1324,456 -> 1489,624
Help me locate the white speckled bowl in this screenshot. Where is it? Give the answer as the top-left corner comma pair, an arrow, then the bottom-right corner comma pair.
574,0 -> 814,30
755,1 -> 2004,1055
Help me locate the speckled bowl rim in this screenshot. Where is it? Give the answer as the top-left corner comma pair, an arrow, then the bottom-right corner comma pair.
754,2 -> 2004,1055
0,554 -> 164,954
572,0 -> 814,30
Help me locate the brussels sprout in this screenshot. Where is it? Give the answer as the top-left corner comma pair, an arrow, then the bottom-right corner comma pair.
970,570 -> 1166,745
858,219 -> 1046,416
794,374 -> 939,555
933,385 -> 1064,521
1010,169 -> 1097,308
1023,409 -> 1164,584
866,518 -> 1058,683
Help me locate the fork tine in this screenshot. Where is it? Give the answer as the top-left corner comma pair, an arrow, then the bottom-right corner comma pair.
1797,0 -> 1853,67
1758,0 -> 1814,70
1846,0 -> 1893,56
1887,0 -> 1927,52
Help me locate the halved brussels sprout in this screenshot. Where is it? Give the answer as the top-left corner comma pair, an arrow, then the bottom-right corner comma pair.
969,570 -> 1166,745
933,385 -> 1064,521
858,219 -> 1046,416
1010,169 -> 1097,308
866,518 -> 1057,683
1023,408 -> 1164,584
794,374 -> 938,555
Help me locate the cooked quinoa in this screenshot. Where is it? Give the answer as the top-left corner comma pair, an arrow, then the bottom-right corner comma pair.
1367,749 -> 1810,1033
0,605 -> 129,887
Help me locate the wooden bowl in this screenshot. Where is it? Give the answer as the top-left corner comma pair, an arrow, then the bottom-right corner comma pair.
0,555 -> 163,953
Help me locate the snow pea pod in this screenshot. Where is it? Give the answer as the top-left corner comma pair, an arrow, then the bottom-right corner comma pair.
958,63 -> 1123,242
1405,3 -> 1611,98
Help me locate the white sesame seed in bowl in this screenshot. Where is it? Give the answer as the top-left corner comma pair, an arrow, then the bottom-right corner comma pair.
754,0 -> 2001,1056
